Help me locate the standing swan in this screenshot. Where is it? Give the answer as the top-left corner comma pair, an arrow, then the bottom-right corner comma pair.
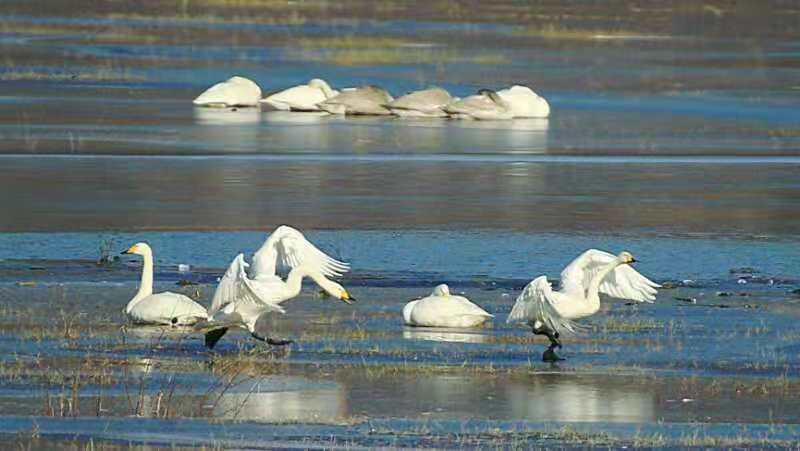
121,243 -> 208,326
507,250 -> 659,362
199,225 -> 354,348
403,284 -> 493,328
260,79 -> 339,111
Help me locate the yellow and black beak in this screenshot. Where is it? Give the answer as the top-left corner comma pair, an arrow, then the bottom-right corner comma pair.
120,245 -> 136,255
340,291 -> 355,304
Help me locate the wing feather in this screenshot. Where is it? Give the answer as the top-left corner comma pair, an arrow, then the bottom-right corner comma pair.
506,276 -> 579,335
252,225 -> 349,279
210,254 -> 286,317
560,249 -> 659,303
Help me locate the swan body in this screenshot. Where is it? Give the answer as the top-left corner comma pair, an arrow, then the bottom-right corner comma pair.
122,243 -> 207,326
507,250 -> 659,360
260,79 -> 339,111
199,225 -> 353,348
445,89 -> 513,120
387,87 -> 452,118
496,85 -> 550,118
317,86 -> 394,115
403,284 -> 493,328
193,76 -> 262,107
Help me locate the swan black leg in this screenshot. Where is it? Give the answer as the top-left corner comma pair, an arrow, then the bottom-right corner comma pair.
251,332 -> 294,346
531,324 -> 564,362
205,327 -> 229,349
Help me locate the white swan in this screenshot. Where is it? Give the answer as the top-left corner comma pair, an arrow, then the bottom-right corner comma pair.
497,85 -> 550,118
317,86 -> 394,115
386,87 -> 453,118
507,250 -> 659,361
121,243 -> 208,326
403,284 -> 493,328
193,76 -> 262,107
199,225 -> 354,348
444,89 -> 514,120
260,79 -> 339,111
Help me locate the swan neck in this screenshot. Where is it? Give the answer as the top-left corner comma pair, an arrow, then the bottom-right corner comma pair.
320,82 -> 335,98
586,260 -> 621,302
128,250 -> 154,312
284,266 -> 308,298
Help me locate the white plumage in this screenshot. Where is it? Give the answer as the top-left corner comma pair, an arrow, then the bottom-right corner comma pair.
193,76 -> 262,107
260,79 -> 339,111
496,85 -> 550,118
200,225 -> 353,348
403,284 -> 493,328
122,242 -> 207,326
507,250 -> 659,360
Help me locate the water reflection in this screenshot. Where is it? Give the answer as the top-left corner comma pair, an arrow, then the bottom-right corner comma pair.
403,328 -> 488,343
449,118 -> 549,152
188,110 -> 548,154
263,111 -> 330,124
5,157 -> 799,233
191,107 -> 262,152
193,107 -> 261,125
450,118 -> 549,132
212,378 -> 347,423
506,375 -> 655,422
349,373 -> 655,422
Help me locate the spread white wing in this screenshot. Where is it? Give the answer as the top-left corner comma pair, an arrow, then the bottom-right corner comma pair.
250,225 -> 349,279
560,249 -> 659,303
210,253 -> 286,317
506,276 -> 579,334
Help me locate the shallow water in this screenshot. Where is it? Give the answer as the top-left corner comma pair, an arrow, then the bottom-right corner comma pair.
2,1 -> 800,448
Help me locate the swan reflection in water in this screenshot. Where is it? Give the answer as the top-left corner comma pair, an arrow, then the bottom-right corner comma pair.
263,110 -> 331,124
506,374 -> 655,422
193,107 -> 261,125
403,328 -> 489,344
211,378 -> 348,423
401,118 -> 549,152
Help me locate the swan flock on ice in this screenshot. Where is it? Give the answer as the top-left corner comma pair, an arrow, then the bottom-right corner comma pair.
193,76 -> 550,119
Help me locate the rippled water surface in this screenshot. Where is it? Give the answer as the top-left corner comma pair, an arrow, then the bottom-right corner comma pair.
2,1 -> 800,448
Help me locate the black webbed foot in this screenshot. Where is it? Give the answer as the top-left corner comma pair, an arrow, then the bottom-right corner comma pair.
542,344 -> 565,363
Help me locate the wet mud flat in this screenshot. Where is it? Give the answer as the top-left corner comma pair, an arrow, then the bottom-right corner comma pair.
0,246 -> 799,448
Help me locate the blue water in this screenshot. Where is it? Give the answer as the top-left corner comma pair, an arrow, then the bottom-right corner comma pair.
1,231 -> 798,283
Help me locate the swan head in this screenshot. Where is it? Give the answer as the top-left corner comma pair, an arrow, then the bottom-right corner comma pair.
309,78 -> 330,89
431,284 -> 450,297
121,242 -> 152,256
309,79 -> 336,98
318,278 -> 355,304
477,89 -> 508,107
617,251 -> 638,265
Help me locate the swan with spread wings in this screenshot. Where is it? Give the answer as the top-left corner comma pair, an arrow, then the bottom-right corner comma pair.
198,225 -> 354,349
507,250 -> 659,362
